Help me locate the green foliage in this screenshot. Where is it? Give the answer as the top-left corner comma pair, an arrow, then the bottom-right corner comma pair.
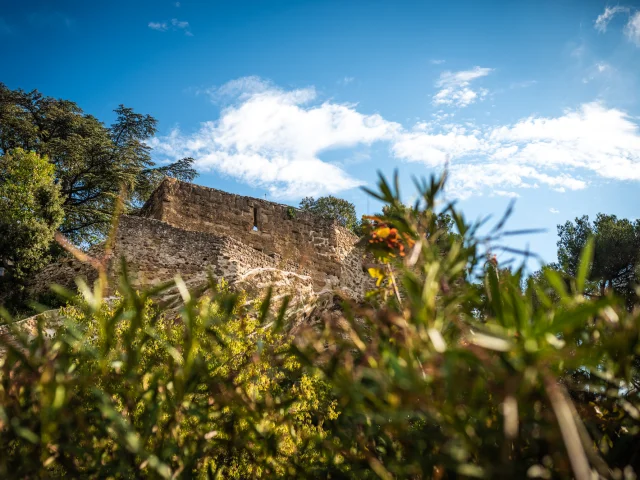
557,213 -> 640,306
0,148 -> 64,285
299,195 -> 359,233
2,172 -> 640,478
0,278 -> 338,478
0,84 -> 198,245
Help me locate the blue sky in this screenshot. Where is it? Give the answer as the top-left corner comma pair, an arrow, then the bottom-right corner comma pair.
2,0 -> 640,268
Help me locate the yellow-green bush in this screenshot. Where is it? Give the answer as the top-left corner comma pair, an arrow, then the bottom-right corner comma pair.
1,278 -> 339,478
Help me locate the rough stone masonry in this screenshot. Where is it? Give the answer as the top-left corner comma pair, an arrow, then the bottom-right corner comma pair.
30,178 -> 373,301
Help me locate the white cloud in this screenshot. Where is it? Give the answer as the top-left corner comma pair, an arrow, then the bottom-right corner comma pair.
392,102 -> 640,198
493,190 -> 520,198
594,6 -> 640,47
391,128 -> 486,166
549,208 -> 560,214
445,164 -> 585,200
338,76 -> 355,85
595,6 -> 629,32
171,18 -> 192,35
431,111 -> 454,122
148,18 -> 192,35
438,67 -> 493,85
153,77 -> 640,200
201,76 -> 275,104
151,79 -> 400,198
490,102 -> 640,182
433,66 -> 493,108
625,11 -> 640,45
148,21 -> 168,31
172,18 -> 188,29
430,59 -> 446,65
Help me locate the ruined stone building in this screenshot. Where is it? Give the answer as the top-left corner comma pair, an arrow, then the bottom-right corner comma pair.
31,178 -> 372,302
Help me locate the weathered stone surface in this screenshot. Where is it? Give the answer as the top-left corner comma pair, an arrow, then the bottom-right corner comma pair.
30,178 -> 374,302
138,178 -> 371,294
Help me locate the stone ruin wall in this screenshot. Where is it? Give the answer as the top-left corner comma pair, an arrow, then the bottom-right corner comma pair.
30,247 -> 101,300
30,178 -> 374,300
110,215 -> 303,290
334,222 -> 372,299
31,216 -> 299,295
140,178 -> 371,293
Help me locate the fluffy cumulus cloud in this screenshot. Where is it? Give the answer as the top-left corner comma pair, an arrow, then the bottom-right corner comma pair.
490,103 -> 640,182
151,77 -> 640,200
439,103 -> 640,198
391,124 -> 487,166
150,78 -> 400,197
432,67 -> 493,108
492,190 -> 520,198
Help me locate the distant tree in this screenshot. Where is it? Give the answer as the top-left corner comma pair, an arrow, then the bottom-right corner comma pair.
528,263 -> 568,308
0,149 -> 64,286
299,195 -> 359,233
0,84 -> 197,245
557,214 -> 640,306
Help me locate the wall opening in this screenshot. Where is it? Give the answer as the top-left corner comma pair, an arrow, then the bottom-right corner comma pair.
252,206 -> 259,231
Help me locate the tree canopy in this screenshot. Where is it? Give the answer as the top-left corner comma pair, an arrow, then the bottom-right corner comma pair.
299,195 -> 359,233
0,84 -> 197,245
557,213 -> 640,305
0,149 -> 64,285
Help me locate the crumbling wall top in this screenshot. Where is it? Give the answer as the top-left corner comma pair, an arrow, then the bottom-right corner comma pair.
140,178 -> 357,259
141,178 -> 343,230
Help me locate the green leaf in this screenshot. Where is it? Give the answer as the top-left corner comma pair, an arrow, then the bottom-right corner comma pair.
486,266 -> 504,324
544,269 -> 569,302
259,287 -> 273,324
575,236 -> 594,294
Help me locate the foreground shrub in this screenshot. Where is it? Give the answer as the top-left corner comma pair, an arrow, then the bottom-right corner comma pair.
1,172 -> 640,479
0,279 -> 338,478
